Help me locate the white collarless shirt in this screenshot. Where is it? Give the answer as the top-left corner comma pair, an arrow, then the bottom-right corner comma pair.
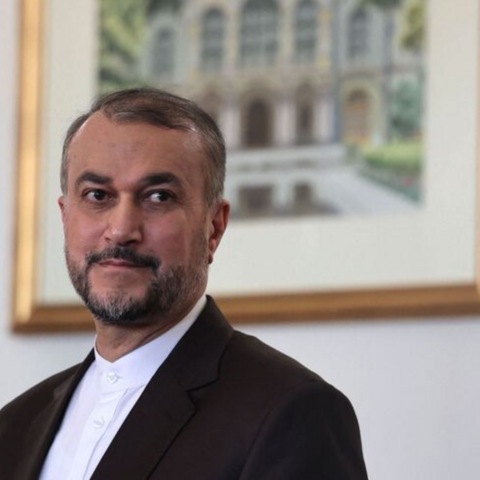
39,296 -> 206,480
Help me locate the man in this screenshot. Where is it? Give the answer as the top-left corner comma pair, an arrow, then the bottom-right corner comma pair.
0,88 -> 368,479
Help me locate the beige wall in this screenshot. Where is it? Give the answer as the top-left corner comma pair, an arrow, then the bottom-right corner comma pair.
1,1 -> 480,479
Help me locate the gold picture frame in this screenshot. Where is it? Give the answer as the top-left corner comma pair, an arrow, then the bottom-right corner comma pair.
13,0 -> 480,332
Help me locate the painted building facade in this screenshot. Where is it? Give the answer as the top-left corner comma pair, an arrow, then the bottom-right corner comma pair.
141,0 -> 423,218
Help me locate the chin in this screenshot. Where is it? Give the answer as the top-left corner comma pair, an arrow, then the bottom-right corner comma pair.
93,276 -> 148,292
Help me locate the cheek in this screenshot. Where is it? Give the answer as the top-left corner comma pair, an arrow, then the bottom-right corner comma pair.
148,227 -> 187,259
145,220 -> 200,262
64,214 -> 104,256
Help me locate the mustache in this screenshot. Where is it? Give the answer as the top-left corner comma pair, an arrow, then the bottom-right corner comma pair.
86,247 -> 160,271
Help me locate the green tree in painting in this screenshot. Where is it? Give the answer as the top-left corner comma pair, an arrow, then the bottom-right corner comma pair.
395,1 -> 425,141
99,0 -> 147,94
390,81 -> 422,139
400,0 -> 425,53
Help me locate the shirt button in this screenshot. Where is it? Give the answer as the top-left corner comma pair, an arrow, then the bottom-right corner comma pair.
93,417 -> 105,429
106,372 -> 119,384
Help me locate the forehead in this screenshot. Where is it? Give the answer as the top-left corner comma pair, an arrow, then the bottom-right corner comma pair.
67,112 -> 206,185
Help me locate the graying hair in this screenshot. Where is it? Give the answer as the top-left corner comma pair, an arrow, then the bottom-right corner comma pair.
60,88 -> 226,206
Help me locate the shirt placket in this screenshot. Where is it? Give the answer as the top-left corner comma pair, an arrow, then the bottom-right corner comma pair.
66,370 -> 126,480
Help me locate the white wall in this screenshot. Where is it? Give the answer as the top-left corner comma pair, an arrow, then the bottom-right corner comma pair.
1,1 -> 480,479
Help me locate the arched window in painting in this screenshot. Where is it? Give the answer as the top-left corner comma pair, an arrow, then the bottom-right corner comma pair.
296,103 -> 314,144
343,89 -> 372,144
152,28 -> 175,79
243,99 -> 273,148
293,183 -> 315,215
296,85 -> 316,144
295,0 -> 318,63
238,185 -> 274,218
200,91 -> 222,126
201,8 -> 225,72
348,8 -> 370,61
240,0 -> 279,67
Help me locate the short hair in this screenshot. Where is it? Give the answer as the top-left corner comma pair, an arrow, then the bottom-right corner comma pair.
61,88 -> 226,206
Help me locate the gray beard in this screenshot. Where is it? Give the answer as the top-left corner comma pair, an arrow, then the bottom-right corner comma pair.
65,245 -> 208,326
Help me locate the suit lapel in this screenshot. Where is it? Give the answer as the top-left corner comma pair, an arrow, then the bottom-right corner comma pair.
91,297 -> 233,480
16,352 -> 95,480
90,369 -> 195,480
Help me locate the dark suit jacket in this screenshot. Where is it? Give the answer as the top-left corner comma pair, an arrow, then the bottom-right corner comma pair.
0,298 -> 368,479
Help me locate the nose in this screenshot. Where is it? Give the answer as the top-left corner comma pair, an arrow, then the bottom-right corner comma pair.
104,198 -> 143,246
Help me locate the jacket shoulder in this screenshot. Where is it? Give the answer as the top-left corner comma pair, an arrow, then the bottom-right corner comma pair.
214,329 -> 345,415
224,332 -> 368,479
225,329 -> 324,387
0,363 -> 81,422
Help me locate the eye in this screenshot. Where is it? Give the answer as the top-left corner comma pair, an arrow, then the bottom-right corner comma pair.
147,190 -> 174,203
84,189 -> 108,202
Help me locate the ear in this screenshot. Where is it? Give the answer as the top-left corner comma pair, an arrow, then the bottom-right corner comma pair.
58,195 -> 66,224
207,200 -> 230,264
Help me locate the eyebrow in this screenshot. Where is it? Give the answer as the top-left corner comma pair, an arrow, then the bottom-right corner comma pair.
139,172 -> 182,189
75,171 -> 111,190
74,170 -> 183,190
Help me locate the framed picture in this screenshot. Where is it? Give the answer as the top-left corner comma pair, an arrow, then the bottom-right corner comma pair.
14,0 -> 480,332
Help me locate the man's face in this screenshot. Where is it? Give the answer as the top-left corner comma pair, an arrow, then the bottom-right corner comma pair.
59,112 -> 228,326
